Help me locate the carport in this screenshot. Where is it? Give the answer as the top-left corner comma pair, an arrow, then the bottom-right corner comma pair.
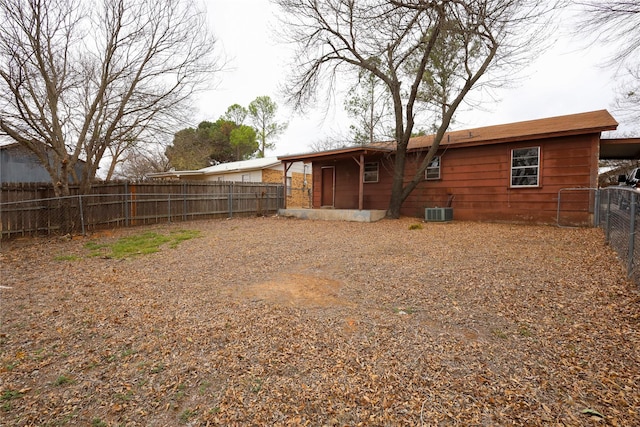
598,138 -> 640,186
600,138 -> 640,160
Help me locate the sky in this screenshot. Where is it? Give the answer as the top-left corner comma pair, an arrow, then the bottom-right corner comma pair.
197,0 -> 630,158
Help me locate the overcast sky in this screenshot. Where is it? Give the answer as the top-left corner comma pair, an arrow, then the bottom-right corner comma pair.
198,0 -> 628,157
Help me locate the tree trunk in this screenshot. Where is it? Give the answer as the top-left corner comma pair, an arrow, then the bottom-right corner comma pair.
105,159 -> 118,181
55,164 -> 74,235
387,142 -> 408,218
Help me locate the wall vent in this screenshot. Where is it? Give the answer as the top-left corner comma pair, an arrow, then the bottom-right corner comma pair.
425,207 -> 453,222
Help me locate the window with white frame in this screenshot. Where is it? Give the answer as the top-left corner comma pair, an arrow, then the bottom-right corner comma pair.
511,147 -> 540,187
241,174 -> 251,182
286,176 -> 292,196
363,162 -> 379,183
425,156 -> 441,180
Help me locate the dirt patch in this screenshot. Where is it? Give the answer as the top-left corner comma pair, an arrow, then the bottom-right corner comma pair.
238,273 -> 350,307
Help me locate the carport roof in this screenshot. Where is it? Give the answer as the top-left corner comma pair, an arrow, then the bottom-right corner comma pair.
599,138 -> 640,160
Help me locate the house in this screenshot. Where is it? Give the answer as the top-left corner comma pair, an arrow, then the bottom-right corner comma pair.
279,110 -> 623,225
0,141 -> 85,184
147,157 -> 312,208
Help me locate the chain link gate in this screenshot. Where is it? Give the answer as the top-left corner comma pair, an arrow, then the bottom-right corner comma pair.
557,187 -> 598,227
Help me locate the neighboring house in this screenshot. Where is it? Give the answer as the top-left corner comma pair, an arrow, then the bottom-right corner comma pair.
148,157 -> 312,208
279,110 -> 625,225
0,142 -> 84,184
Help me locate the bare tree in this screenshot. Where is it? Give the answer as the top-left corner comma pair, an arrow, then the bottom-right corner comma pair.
614,67 -> 640,129
273,0 -> 560,218
575,1 -> 640,66
344,66 -> 394,145
0,0 -> 219,197
115,146 -> 171,181
309,137 -> 352,153
575,1 -> 640,128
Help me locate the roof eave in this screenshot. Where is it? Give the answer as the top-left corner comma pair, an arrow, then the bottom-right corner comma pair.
409,125 -> 619,152
199,161 -> 281,174
147,170 -> 206,178
279,147 -> 393,162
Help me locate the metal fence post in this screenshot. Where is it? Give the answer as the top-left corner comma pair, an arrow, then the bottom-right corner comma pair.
628,192 -> 636,278
556,189 -> 563,226
594,189 -> 600,226
605,189 -> 612,244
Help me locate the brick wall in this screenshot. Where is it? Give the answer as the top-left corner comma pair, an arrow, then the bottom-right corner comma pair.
262,168 -> 312,208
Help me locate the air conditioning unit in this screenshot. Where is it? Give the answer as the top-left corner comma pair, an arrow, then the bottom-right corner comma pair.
425,207 -> 453,222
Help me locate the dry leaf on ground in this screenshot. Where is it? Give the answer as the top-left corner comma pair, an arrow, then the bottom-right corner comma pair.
1,217 -> 639,426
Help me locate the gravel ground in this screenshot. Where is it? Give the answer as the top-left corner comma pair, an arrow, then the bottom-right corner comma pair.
0,216 -> 639,426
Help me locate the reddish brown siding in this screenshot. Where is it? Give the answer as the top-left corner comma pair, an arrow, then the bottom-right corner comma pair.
311,155 -> 393,210
311,133 -> 600,225
403,134 -> 599,224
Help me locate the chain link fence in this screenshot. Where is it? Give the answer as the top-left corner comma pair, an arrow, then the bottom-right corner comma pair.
1,182 -> 284,239
597,186 -> 640,284
5,181 -> 640,285
557,187 -> 597,228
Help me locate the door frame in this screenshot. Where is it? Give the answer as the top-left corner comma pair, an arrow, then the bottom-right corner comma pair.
320,166 -> 335,207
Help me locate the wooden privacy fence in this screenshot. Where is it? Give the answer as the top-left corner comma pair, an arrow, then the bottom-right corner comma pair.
0,181 -> 284,239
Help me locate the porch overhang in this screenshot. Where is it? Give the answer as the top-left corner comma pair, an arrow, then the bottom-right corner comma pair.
279,146 -> 392,209
278,145 -> 392,163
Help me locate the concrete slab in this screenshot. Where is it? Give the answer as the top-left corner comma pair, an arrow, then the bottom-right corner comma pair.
278,208 -> 387,222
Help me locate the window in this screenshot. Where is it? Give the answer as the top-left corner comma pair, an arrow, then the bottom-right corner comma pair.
425,156 -> 441,180
286,176 -> 292,196
241,174 -> 250,182
511,147 -> 540,187
364,162 -> 379,183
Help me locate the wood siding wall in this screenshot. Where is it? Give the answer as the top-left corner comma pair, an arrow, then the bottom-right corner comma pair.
311,134 -> 600,224
311,155 -> 392,210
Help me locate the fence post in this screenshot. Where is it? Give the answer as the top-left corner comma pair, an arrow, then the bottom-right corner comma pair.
279,185 -> 284,210
78,194 -> 85,236
124,182 -> 130,227
628,192 -> 636,277
556,189 -> 563,226
183,182 -> 187,222
605,190 -> 612,243
594,189 -> 600,227
228,183 -> 233,218
167,193 -> 171,223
